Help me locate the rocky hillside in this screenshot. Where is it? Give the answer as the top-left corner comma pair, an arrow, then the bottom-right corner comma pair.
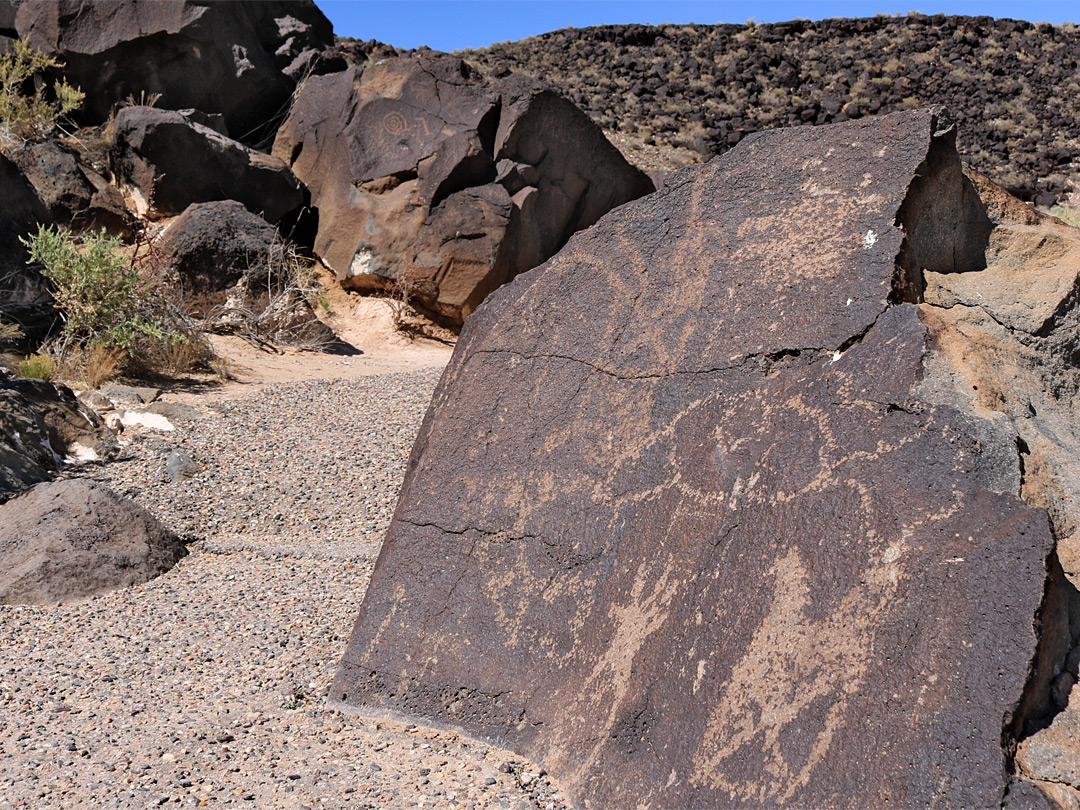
397,14 -> 1080,206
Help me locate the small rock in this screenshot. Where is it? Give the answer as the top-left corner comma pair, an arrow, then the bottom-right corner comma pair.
165,451 -> 200,483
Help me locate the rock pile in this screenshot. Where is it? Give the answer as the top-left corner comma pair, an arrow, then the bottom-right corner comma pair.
333,108 -> 1080,807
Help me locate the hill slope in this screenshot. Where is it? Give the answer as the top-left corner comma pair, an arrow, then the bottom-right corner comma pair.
448,14 -> 1079,206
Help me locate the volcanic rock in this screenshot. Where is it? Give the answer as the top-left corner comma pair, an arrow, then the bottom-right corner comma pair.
111,107 -> 305,224
273,53 -> 653,326
0,478 -> 185,604
333,108 -> 1080,807
14,0 -> 340,139
159,200 -> 333,347
0,375 -> 117,502
6,139 -> 132,233
0,153 -> 52,340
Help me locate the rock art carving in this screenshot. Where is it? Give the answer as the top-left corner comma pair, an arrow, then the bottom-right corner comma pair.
334,108 -> 1080,807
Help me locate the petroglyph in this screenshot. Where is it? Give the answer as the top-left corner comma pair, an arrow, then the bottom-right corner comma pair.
334,109 -> 1055,810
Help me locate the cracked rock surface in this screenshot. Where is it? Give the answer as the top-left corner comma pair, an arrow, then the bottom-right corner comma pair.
334,108 -> 1080,808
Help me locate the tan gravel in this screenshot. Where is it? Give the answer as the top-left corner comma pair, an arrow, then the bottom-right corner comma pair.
0,352 -> 569,809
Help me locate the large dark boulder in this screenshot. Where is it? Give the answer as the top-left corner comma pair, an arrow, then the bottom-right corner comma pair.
111,106 -> 304,224
159,200 -> 334,347
14,0 -> 340,140
0,374 -> 118,502
332,109 -> 1080,807
0,478 -> 186,604
273,54 -> 654,326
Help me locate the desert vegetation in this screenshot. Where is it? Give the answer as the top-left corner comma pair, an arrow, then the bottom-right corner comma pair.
413,13 -> 1080,206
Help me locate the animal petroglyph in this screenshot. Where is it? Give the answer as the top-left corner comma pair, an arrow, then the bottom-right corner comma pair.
334,109 -> 1055,810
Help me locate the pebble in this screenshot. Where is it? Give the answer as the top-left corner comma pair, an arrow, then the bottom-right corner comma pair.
1,370 -> 568,810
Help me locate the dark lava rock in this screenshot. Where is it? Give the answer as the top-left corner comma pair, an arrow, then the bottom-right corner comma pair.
159,200 -> 333,346
0,153 -> 52,341
15,0 -> 339,140
332,109 -> 1078,807
6,139 -> 132,233
0,478 -> 186,604
273,53 -> 653,326
110,106 -> 305,224
0,375 -> 117,502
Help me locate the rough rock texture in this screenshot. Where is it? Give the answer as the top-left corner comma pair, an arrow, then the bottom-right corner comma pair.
14,0 -> 340,140
0,478 -> 185,604
0,374 -> 118,502
273,54 -> 653,326
333,109 -> 1080,808
159,201 -> 334,347
0,152 -> 52,340
110,106 -> 305,224
7,139 -> 131,233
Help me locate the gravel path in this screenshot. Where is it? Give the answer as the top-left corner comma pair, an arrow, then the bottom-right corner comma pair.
0,369 -> 569,810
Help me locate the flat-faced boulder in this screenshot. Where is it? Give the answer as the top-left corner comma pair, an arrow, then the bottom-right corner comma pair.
111,107 -> 304,224
14,0 -> 340,139
273,54 -> 654,326
333,109 -> 1080,807
0,478 -> 185,604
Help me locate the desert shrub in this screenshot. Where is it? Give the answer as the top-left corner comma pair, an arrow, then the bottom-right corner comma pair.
0,321 -> 22,346
20,224 -> 207,383
21,225 -> 153,351
17,352 -> 55,380
0,39 -> 83,143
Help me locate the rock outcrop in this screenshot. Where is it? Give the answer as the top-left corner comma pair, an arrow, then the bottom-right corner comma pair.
333,109 -> 1080,808
273,54 -> 654,326
111,107 -> 305,224
0,373 -> 118,502
0,478 -> 185,604
158,200 -> 334,346
14,0 -> 340,140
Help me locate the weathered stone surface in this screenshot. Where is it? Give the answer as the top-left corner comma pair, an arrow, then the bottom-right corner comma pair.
333,109 -> 1073,808
0,478 -> 185,604
0,152 -> 53,340
14,0 -> 340,138
6,139 -> 132,234
111,107 -> 304,224
159,200 -> 333,346
0,375 -> 118,502
273,54 -> 653,325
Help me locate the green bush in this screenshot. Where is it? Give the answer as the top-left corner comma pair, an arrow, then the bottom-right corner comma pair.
20,225 -> 211,384
0,39 -> 84,141
21,225 -> 159,351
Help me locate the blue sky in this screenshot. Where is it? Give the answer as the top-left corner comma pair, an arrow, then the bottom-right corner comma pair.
318,0 -> 1078,51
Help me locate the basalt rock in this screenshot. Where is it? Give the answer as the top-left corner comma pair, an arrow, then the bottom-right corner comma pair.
0,153 -> 52,341
0,374 -> 118,502
0,478 -> 186,604
159,201 -> 334,347
14,0 -> 341,140
273,53 -> 653,326
111,107 -> 305,225
333,109 -> 1080,808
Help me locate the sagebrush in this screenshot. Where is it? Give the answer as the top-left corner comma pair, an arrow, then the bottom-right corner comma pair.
0,39 -> 83,143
